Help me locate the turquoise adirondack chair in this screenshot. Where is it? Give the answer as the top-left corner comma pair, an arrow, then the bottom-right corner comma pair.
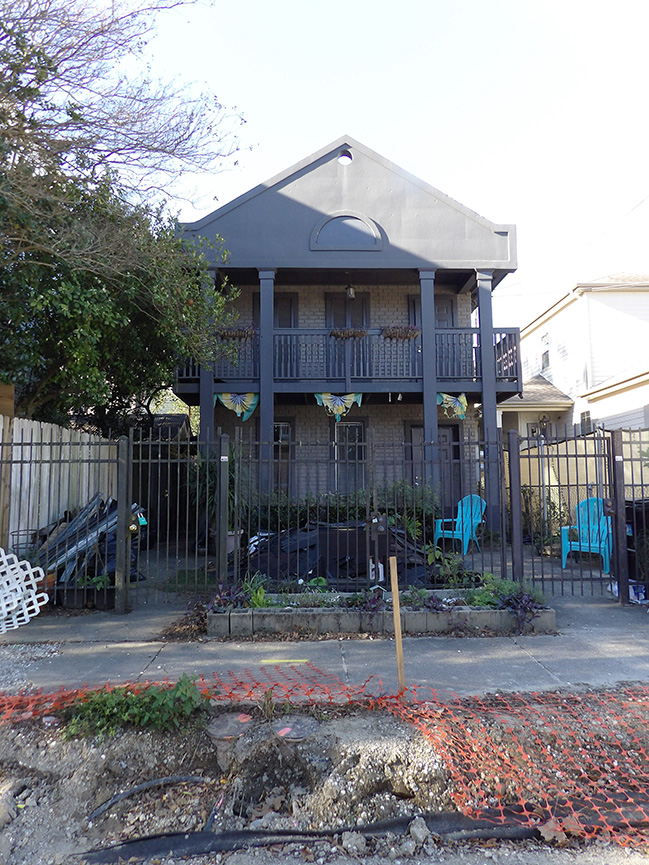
434,494 -> 486,555
561,496 -> 612,574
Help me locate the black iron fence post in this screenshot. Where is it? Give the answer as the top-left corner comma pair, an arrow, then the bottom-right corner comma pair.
508,430 -> 524,582
611,429 -> 630,604
217,432 -> 229,583
115,435 -> 131,614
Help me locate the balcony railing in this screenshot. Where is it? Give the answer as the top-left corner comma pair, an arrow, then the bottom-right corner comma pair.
176,327 -> 520,386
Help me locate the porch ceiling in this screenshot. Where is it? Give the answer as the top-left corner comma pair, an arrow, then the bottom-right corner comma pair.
217,266 -> 476,292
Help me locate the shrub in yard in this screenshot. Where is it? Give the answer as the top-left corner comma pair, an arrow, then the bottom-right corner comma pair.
400,586 -> 449,611
465,574 -> 547,632
342,588 -> 388,617
64,674 -> 209,737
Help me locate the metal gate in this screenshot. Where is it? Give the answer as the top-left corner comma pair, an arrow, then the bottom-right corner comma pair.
507,428 -> 632,601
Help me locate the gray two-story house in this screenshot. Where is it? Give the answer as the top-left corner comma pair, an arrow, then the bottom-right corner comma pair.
175,136 -> 519,515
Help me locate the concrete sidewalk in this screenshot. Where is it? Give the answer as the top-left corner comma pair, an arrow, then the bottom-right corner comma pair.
2,590 -> 649,697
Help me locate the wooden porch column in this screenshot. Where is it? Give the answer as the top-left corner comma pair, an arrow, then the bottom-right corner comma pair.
419,270 -> 439,483
258,269 -> 275,489
477,269 -> 500,527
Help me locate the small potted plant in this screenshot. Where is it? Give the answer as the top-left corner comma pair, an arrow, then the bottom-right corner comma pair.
217,321 -> 257,340
330,328 -> 367,339
381,324 -> 421,340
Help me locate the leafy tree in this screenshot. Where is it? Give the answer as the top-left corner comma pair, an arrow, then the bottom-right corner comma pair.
1,175 -> 237,426
0,0 -> 242,428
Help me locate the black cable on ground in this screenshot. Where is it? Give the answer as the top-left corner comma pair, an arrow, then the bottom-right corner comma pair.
79,813 -> 541,863
87,775 -> 208,821
80,828 -> 334,863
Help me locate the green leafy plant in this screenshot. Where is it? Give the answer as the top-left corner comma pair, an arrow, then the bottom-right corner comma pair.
425,547 -> 477,589
64,674 -> 209,737
307,576 -> 328,590
389,511 -> 422,541
241,571 -> 270,608
343,588 -> 388,618
242,481 -> 438,543
210,583 -> 249,609
187,444 -> 246,532
400,586 -> 428,608
464,574 -> 547,633
399,586 -> 448,611
257,688 -> 276,721
209,571 -> 270,609
280,588 -> 331,608
76,572 -> 112,590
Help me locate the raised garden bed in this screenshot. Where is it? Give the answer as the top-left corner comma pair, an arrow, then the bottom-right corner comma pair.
207,603 -> 556,637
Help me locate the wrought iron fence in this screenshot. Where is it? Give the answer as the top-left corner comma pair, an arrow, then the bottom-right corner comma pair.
2,418 -> 647,612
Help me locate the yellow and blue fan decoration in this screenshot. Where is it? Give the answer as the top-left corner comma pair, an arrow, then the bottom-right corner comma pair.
314,393 -> 363,421
215,393 -> 259,421
437,392 -> 468,419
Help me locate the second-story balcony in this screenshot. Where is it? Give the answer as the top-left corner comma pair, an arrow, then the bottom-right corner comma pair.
176,327 -> 521,395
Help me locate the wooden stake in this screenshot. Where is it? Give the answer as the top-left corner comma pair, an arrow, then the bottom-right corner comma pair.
389,556 -> 405,695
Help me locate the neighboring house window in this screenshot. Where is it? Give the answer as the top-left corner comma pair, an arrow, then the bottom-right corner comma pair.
333,421 -> 365,493
541,350 -> 550,371
580,411 -> 592,435
326,293 -> 369,328
252,293 -> 298,327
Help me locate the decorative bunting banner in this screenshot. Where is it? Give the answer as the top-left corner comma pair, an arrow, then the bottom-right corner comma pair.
437,392 -> 468,419
215,393 -> 259,421
314,393 -> 363,421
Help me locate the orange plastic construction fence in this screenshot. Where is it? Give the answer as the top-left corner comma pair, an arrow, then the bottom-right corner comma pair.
2,667 -> 649,847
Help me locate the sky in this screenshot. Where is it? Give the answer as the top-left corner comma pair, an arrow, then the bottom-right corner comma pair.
145,0 -> 649,328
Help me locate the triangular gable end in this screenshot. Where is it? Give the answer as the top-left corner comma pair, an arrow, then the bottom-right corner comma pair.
185,136 -> 516,275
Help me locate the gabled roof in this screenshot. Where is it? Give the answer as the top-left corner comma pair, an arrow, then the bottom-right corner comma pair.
500,375 -> 573,411
578,272 -> 649,287
522,273 -> 649,334
184,136 -> 517,279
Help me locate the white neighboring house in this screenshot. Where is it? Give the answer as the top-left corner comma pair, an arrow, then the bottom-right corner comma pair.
513,274 -> 649,432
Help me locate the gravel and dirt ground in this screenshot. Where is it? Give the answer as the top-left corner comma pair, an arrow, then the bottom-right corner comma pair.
3,624 -> 649,865
2,644 -> 649,865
